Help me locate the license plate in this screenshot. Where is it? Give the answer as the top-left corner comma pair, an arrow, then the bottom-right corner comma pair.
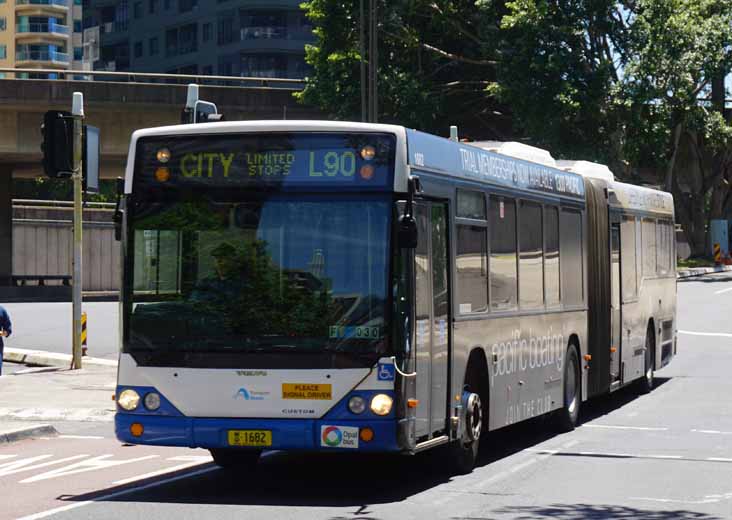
227,430 -> 272,447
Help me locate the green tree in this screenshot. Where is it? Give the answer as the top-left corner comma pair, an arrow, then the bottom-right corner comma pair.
297,0 -> 506,137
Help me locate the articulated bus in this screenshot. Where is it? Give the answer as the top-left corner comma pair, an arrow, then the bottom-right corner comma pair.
114,120 -> 677,473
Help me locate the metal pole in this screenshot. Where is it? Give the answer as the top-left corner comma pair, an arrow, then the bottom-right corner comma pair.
359,0 -> 366,123
71,92 -> 84,370
367,0 -> 374,122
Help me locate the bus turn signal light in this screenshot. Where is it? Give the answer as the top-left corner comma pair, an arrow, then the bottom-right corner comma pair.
359,427 -> 374,442
584,354 -> 592,361
407,398 -> 419,408
130,423 -> 144,437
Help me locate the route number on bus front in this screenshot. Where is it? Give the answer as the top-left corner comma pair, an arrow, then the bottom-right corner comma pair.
309,151 -> 356,178
329,325 -> 381,339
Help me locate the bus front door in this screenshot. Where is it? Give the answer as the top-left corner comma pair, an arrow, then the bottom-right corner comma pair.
414,202 -> 450,440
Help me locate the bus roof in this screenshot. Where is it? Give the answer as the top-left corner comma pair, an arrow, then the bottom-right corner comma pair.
610,180 -> 675,217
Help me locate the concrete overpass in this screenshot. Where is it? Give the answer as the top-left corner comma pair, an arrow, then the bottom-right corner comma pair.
0,74 -> 323,291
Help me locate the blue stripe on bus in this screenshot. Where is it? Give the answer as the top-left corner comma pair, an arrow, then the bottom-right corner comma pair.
115,387 -> 399,452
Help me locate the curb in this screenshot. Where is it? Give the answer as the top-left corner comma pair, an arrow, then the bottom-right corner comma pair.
0,424 -> 58,444
677,265 -> 732,279
3,348 -> 117,368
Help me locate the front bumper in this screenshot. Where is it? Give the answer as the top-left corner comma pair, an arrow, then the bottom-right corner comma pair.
115,413 -> 400,452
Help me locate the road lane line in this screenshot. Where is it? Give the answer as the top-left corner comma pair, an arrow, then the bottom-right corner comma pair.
706,457 -> 732,462
20,455 -> 159,483
16,466 -> 219,520
714,286 -> 732,295
692,429 -> 732,435
113,458 -> 212,485
58,435 -> 105,440
584,424 -> 668,431
0,455 -> 17,461
678,330 -> 732,338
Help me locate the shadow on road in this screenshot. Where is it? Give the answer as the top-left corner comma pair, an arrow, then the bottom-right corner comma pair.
486,503 -> 721,519
678,273 -> 732,283
63,378 -> 674,510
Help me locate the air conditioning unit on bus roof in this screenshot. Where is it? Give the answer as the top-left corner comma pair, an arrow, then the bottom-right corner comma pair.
555,160 -> 615,183
472,141 -> 557,168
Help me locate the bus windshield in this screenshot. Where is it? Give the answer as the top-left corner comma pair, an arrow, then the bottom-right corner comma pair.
123,194 -> 391,368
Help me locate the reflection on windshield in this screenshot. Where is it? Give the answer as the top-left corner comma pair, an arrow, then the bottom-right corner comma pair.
125,196 -> 390,358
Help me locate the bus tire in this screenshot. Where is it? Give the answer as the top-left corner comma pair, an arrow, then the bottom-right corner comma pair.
448,391 -> 482,475
636,323 -> 655,394
210,448 -> 261,470
555,344 -> 581,432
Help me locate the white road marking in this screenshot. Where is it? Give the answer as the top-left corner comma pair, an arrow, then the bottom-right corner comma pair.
20,454 -> 159,483
58,435 -> 105,440
0,455 -> 89,477
692,429 -> 732,435
584,424 -> 668,431
631,496 -> 719,505
646,454 -> 683,460
112,457 -> 213,485
706,457 -> 732,462
678,330 -> 732,338
0,455 -> 17,461
714,286 -> 732,295
16,466 -> 219,520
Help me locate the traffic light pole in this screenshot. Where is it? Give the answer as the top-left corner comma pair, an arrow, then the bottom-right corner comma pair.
71,93 -> 84,370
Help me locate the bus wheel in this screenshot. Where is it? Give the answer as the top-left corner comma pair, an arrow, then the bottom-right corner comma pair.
555,344 -> 580,432
636,325 -> 655,394
210,448 -> 261,470
449,391 -> 482,475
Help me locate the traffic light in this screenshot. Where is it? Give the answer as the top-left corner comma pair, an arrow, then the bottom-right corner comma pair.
41,110 -> 74,178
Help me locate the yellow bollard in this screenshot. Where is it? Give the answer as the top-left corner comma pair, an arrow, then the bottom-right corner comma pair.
81,312 -> 88,356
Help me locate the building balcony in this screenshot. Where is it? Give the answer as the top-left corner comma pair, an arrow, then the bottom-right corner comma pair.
16,23 -> 70,42
16,50 -> 70,67
15,0 -> 68,16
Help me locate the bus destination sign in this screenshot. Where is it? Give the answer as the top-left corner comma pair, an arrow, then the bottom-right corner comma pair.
135,133 -> 395,192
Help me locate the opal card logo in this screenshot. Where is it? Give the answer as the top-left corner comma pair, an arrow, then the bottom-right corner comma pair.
320,425 -> 359,449
233,387 -> 268,401
377,362 -> 395,381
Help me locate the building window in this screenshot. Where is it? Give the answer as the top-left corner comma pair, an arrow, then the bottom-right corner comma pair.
164,0 -> 170,9
74,20 -> 82,33
240,53 -> 287,78
489,195 -> 518,311
149,37 -> 158,55
0,18 -> 5,31
202,64 -> 213,75
74,46 -> 82,60
203,22 -> 211,42
240,10 -> 287,40
149,0 -> 157,14
179,0 -> 197,13
166,24 -> 197,56
518,201 -> 543,309
0,45 -> 6,59
134,2 -> 142,19
217,15 -> 234,45
134,41 -> 143,58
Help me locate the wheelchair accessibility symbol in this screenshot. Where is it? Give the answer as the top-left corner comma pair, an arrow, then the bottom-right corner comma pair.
377,363 -> 395,381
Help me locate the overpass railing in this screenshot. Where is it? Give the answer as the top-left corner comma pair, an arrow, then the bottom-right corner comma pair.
0,67 -> 306,89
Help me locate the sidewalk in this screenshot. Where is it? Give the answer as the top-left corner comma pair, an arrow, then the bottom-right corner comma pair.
677,265 -> 732,278
0,363 -> 116,442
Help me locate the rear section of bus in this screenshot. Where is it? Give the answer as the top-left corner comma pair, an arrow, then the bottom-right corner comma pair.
114,122 -> 411,457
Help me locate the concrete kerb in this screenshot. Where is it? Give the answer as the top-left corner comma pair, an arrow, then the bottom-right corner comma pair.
0,424 -> 58,444
677,265 -> 732,279
3,348 -> 117,368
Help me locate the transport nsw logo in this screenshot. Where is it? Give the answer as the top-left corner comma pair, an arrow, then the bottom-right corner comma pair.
282,383 -> 332,400
233,387 -> 269,401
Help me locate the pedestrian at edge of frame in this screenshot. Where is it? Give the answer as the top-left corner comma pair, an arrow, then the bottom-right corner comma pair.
0,304 -> 11,376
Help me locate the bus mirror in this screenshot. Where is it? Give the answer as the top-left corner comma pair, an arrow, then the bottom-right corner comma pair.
114,177 -> 124,241
398,214 -> 418,248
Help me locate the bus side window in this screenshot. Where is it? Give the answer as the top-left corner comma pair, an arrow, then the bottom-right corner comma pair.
560,209 -> 583,306
621,216 -> 638,300
519,200 -> 543,309
456,225 -> 488,314
544,206 -> 560,307
489,195 -> 517,311
642,218 -> 657,278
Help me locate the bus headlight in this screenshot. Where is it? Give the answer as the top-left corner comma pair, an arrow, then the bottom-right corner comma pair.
370,394 -> 393,416
143,392 -> 161,411
348,396 -> 366,414
118,389 -> 140,411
